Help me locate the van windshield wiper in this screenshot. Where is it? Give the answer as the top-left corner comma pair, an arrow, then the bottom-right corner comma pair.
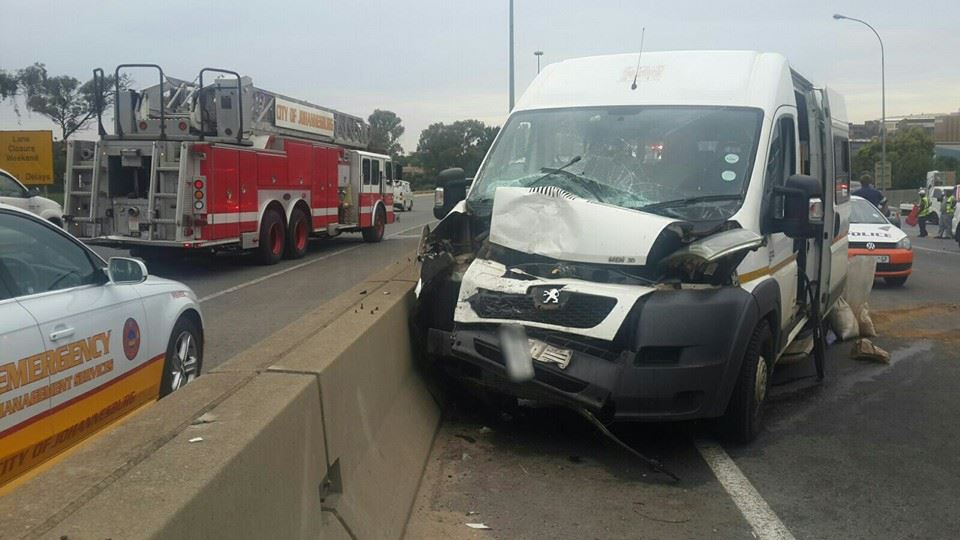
639,194 -> 742,212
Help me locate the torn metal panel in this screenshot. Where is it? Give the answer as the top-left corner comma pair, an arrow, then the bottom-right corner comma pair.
659,228 -> 763,285
488,187 -> 679,266
455,257 -> 656,340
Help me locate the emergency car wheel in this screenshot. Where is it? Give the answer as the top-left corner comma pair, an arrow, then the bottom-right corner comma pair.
407,199 -> 413,211
362,206 -> 386,243
285,208 -> 310,260
160,317 -> 203,398
722,320 -> 772,444
257,210 -> 285,265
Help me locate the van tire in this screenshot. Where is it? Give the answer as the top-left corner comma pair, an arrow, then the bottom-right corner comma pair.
160,316 -> 203,398
285,208 -> 310,260
362,206 -> 386,243
257,209 -> 285,265
722,320 -> 772,444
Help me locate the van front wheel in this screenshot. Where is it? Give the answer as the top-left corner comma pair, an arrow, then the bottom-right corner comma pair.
722,320 -> 773,444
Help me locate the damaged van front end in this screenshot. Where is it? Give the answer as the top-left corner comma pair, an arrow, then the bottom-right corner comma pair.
417,185 -> 766,423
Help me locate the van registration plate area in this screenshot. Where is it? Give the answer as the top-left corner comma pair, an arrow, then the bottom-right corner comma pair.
529,339 -> 573,369
875,255 -> 890,263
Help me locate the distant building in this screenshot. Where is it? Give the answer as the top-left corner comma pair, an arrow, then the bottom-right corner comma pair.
849,120 -> 880,140
934,112 -> 960,143
895,114 -> 937,136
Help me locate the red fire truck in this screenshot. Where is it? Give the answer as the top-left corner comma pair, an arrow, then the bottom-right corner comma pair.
64,65 -> 397,264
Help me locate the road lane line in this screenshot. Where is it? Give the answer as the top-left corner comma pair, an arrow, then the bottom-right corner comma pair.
197,221 -> 433,304
695,439 -> 796,540
913,246 -> 959,255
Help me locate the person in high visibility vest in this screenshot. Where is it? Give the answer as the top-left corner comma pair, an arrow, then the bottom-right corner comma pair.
917,189 -> 932,238
937,189 -> 956,239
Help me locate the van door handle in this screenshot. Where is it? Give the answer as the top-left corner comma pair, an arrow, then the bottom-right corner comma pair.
50,327 -> 75,341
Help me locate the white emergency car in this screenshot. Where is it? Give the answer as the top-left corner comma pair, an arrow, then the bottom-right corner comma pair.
0,204 -> 203,487
0,168 -> 63,226
393,179 -> 414,211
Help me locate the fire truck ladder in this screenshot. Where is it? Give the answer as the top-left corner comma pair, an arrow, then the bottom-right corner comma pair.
145,141 -> 186,240
64,139 -> 103,232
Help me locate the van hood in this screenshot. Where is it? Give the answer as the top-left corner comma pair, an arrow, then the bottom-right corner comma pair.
488,186 -> 680,265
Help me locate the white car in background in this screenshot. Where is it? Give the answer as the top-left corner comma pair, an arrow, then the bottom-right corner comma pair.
0,204 -> 203,487
0,167 -> 64,226
393,179 -> 414,212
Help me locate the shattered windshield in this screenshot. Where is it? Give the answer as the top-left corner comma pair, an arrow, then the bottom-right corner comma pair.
469,106 -> 764,220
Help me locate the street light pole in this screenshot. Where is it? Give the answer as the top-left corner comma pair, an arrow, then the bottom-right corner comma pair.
534,50 -> 544,74
509,0 -> 515,111
834,14 -> 886,188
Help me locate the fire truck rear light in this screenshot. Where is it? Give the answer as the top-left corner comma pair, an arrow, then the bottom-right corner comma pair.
179,121 -> 188,131
183,227 -> 194,236
194,190 -> 204,200
194,179 -> 204,189
138,121 -> 148,130
194,201 -> 204,210
193,215 -> 208,226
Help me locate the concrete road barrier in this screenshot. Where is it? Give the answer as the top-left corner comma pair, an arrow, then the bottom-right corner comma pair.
0,257 -> 439,540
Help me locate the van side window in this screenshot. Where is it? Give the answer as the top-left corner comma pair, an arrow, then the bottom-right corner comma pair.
362,158 -> 371,185
766,116 -> 796,188
834,137 -> 850,203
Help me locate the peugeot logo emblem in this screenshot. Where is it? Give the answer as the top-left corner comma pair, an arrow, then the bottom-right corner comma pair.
866,242 -> 876,250
542,288 -> 561,304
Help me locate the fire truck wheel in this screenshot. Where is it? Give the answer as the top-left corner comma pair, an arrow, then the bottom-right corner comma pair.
362,206 -> 386,243
285,208 -> 310,259
257,209 -> 286,265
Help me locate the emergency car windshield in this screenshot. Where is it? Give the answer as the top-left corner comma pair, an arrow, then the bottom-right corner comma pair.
851,197 -> 890,224
469,106 -> 763,220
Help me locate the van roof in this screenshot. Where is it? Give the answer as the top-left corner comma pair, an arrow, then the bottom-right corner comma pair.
515,50 -> 797,115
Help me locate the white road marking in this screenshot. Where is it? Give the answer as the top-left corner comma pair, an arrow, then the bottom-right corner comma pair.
695,439 -> 796,540
197,221 -> 432,304
913,245 -> 959,255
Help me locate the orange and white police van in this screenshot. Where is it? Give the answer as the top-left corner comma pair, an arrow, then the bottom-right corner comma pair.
0,204 -> 202,488
64,65 -> 397,265
849,195 -> 913,286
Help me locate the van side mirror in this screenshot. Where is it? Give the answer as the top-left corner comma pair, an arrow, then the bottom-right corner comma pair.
107,257 -> 148,284
433,167 -> 468,219
768,174 -> 823,239
27,187 -> 40,197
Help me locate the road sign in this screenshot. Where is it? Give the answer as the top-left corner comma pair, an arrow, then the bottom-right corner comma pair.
874,160 -> 892,190
0,130 -> 54,185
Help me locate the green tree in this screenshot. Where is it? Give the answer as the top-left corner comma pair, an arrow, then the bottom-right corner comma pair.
367,109 -> 404,156
17,63 -> 121,141
851,127 -> 935,189
414,119 -> 499,178
0,69 -> 17,100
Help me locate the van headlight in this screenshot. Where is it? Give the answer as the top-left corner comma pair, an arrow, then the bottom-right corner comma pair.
896,237 -> 912,250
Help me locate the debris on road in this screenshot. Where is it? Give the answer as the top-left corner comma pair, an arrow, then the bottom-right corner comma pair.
576,408 -> 680,482
188,437 -> 204,443
857,303 -> 877,337
850,339 -> 891,364
191,413 -> 218,425
829,297 -> 860,341
466,523 -> 492,530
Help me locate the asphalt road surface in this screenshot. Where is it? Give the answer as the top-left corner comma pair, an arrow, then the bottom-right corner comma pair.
407,231 -> 960,539
91,194 -> 435,370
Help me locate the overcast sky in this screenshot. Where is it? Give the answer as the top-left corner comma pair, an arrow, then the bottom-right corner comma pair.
1,0 -> 958,150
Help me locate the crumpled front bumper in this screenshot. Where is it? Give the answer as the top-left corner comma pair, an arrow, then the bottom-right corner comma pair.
428,287 -> 762,422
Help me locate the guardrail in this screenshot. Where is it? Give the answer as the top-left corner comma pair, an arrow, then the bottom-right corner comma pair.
0,257 -> 439,539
